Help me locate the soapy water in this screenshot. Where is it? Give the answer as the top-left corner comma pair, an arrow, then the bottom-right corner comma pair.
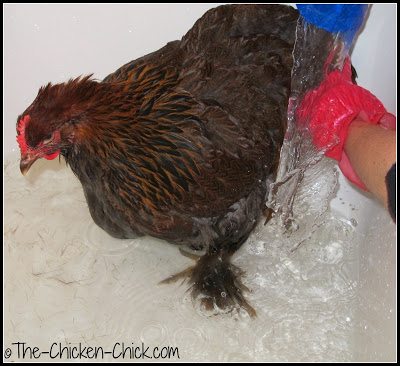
4,152 -> 361,362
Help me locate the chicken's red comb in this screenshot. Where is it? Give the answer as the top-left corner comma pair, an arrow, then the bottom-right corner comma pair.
16,115 -> 31,155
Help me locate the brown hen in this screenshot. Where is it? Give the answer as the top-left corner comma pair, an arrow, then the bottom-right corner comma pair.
16,4 -> 298,316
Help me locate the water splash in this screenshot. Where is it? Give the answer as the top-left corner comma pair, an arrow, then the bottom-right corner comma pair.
266,17 -> 344,232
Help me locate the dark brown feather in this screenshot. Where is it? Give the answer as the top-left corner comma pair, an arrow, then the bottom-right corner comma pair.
17,4 -> 299,316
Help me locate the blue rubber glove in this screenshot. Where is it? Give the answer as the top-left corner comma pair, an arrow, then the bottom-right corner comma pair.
296,4 -> 368,47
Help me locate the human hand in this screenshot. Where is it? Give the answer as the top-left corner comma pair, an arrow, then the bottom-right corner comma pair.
297,57 -> 395,189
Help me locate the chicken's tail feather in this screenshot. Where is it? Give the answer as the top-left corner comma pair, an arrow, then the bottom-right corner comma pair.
188,252 -> 256,317
160,248 -> 256,318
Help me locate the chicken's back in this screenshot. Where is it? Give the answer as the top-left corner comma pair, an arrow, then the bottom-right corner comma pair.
97,4 -> 298,236
105,4 -> 297,169
179,4 -> 298,156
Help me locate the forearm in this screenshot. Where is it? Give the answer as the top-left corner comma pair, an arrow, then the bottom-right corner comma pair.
344,119 -> 396,207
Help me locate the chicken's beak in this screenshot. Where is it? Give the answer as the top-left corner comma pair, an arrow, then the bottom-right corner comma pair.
20,155 -> 39,176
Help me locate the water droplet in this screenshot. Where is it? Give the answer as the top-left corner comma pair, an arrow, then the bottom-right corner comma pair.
221,291 -> 226,298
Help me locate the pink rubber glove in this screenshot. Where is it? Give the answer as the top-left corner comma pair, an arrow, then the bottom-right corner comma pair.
297,57 -> 396,190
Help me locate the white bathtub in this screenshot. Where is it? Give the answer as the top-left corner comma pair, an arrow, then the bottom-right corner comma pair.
4,4 -> 396,362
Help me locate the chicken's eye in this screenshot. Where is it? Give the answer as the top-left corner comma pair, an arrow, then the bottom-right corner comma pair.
42,134 -> 53,145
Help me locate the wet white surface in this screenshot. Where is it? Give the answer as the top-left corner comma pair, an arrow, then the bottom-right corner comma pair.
5,153 -> 385,362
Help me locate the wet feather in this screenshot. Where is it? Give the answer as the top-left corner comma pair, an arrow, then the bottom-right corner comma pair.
17,4 -> 299,316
